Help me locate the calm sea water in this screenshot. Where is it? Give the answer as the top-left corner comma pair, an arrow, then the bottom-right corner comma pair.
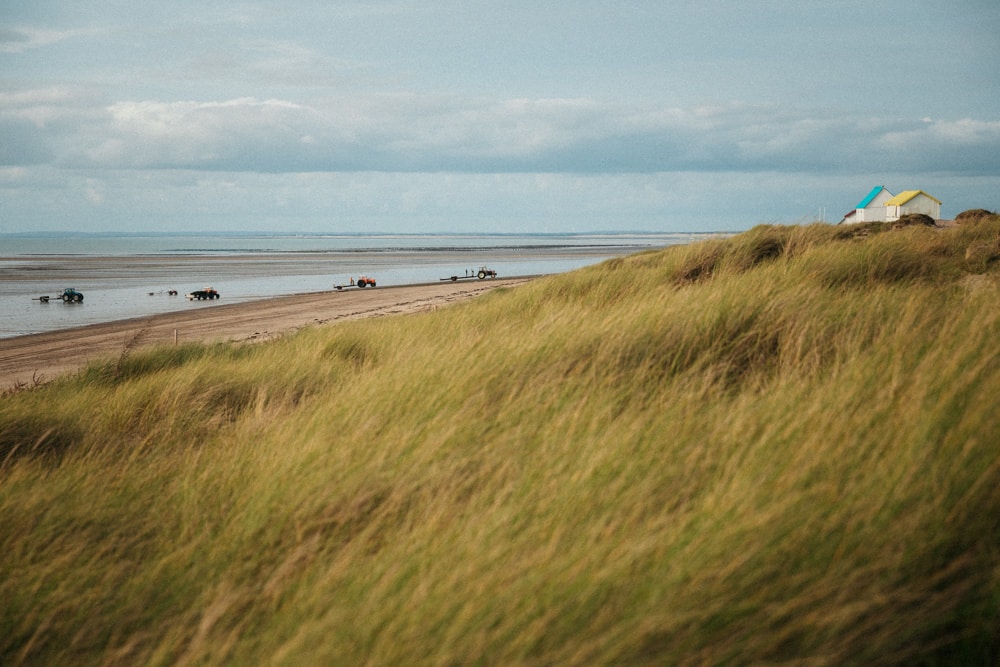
0,232 -> 715,338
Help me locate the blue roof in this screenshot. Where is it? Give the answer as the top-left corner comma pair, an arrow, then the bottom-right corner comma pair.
856,186 -> 888,209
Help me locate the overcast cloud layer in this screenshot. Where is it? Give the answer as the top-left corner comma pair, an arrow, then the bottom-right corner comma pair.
2,1 -> 999,233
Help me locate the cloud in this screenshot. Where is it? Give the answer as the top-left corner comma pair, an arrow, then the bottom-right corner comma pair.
84,178 -> 105,205
4,90 -> 999,177
175,40 -> 361,89
877,119 -> 1000,173
0,26 -> 87,53
0,119 -> 54,165
80,97 -> 346,171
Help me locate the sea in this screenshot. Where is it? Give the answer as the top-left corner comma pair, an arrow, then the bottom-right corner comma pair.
0,232 -> 718,339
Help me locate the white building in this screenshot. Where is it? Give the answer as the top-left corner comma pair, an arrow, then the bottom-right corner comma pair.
884,190 -> 942,221
839,187 -> 943,224
844,185 -> 894,223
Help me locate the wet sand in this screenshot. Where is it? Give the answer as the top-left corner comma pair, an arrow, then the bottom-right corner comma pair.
0,277 -> 532,391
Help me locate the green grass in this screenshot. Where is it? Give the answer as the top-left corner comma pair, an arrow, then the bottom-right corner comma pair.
3,217 -> 1000,665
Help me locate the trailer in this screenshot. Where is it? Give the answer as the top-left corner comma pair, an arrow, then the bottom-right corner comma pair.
440,266 -> 498,282
34,288 -> 84,303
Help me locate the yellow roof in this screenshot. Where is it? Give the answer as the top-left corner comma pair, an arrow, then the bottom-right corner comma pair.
885,190 -> 942,206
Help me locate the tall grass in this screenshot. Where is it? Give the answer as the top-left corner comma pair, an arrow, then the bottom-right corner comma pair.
2,217 -> 999,665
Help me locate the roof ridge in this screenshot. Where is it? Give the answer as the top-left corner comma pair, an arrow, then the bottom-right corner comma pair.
885,190 -> 942,206
856,185 -> 891,209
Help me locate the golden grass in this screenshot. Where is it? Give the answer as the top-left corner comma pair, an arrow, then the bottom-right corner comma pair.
2,216 -> 1000,665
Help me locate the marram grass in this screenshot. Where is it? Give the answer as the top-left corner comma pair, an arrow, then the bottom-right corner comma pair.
2,218 -> 1000,665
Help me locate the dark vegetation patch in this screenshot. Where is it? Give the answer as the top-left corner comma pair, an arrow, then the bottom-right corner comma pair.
525,304 -> 790,402
193,381 -> 260,425
725,225 -> 790,272
833,215 -> 936,239
295,482 -> 428,557
75,341 -> 258,388
809,242 -> 933,287
303,485 -> 394,547
0,412 -> 83,467
955,208 -> 997,224
611,310 -> 785,394
890,213 -> 937,229
323,333 -> 378,368
674,244 -> 723,284
964,237 -> 1000,271
672,226 -> 789,285
833,221 -> 885,240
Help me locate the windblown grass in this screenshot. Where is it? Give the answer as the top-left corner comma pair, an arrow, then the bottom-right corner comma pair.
2,216 -> 1000,665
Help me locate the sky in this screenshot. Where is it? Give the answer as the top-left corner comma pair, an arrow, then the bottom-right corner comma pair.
1,1 -> 999,234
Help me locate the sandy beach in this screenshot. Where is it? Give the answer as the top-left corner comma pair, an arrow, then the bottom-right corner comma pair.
0,277 -> 532,391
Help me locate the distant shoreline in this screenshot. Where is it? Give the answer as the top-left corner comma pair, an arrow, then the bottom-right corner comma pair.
2,235 -> 686,339
0,277 -> 534,391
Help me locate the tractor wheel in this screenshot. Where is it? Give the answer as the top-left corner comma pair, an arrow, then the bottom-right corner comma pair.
478,271 -> 486,279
